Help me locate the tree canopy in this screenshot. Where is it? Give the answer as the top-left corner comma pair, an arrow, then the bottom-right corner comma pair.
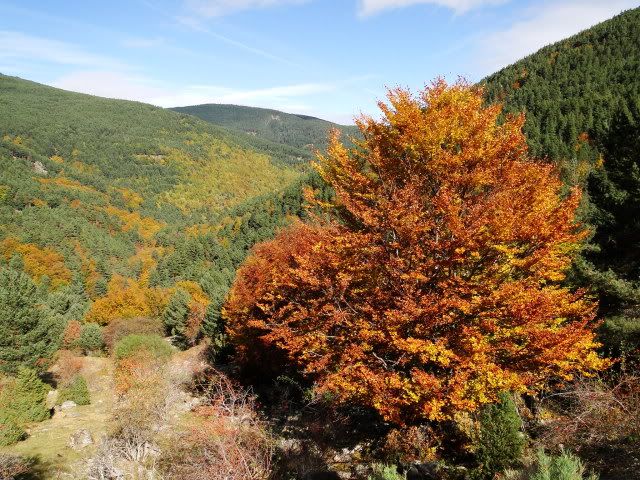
225,80 -> 608,424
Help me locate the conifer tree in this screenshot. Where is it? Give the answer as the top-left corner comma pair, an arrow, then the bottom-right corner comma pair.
163,289 -> 190,341
0,269 -> 54,374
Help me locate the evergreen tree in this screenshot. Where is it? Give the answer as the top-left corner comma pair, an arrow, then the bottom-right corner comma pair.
94,277 -> 108,297
476,392 -> 527,478
163,289 -> 190,339
12,368 -> 50,422
8,253 -> 23,272
0,269 -> 54,374
79,323 -> 104,352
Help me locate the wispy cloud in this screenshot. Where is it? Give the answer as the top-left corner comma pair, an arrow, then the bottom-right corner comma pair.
0,31 -> 129,70
175,16 -> 296,65
53,71 -> 166,101
475,0 -> 639,75
51,70 -> 333,108
121,36 -> 165,48
50,70 -> 366,122
184,0 -> 309,17
358,0 -> 507,16
185,82 -> 333,103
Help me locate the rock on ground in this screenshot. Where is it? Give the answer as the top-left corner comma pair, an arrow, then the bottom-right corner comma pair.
69,429 -> 94,451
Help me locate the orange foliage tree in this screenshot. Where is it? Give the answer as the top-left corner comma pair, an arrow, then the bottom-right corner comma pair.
85,275 -> 170,325
0,238 -> 71,288
225,80 -> 608,424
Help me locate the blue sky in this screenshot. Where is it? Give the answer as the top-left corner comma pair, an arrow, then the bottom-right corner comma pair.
1,0 -> 638,124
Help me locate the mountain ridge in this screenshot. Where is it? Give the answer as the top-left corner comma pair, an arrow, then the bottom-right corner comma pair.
171,102 -> 360,151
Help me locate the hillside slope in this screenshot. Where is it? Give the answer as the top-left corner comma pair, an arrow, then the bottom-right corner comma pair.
482,7 -> 639,164
170,103 -> 360,151
0,74 -> 311,317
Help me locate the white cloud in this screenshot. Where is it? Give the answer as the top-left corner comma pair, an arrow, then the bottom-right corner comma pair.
176,16 -> 295,65
121,37 -> 164,48
476,0 -> 639,74
152,82 -> 334,111
52,70 -> 330,108
184,0 -> 308,17
49,70 -> 359,122
0,31 -> 128,70
53,71 -> 166,102
358,0 -> 507,16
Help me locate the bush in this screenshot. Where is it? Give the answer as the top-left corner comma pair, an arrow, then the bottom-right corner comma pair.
55,351 -> 84,387
58,375 -> 90,406
113,334 -> 172,362
0,453 -> 30,478
0,368 -> 50,423
103,316 -> 164,352
368,464 -> 406,480
503,450 -> 598,480
475,392 -> 526,478
62,319 -> 82,349
383,425 -> 439,464
0,414 -> 26,446
79,323 -> 104,352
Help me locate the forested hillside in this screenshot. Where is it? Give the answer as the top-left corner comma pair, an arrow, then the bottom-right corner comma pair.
171,103 -> 360,151
481,7 -> 640,351
0,74 -> 325,363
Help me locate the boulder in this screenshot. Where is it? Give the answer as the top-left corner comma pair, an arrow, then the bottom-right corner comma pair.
69,429 -> 94,451
405,462 -> 442,480
61,401 -> 77,410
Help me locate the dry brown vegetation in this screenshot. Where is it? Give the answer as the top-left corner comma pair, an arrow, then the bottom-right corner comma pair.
534,368 -> 640,477
162,372 -> 273,480
0,454 -> 30,480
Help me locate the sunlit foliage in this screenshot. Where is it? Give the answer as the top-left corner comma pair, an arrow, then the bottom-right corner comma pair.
226,80 -> 608,424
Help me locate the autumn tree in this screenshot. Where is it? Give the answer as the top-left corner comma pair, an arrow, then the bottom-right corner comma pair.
225,80 -> 608,424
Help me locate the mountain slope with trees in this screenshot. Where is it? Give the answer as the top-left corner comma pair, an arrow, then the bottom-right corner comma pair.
170,103 -> 360,152
0,74 -> 320,378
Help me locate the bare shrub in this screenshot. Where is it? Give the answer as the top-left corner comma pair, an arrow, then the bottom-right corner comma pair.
113,348 -> 169,443
383,425 -> 440,463
537,369 -> 640,475
86,437 -> 123,480
162,372 -> 273,480
0,454 -> 30,480
87,348 -> 169,480
539,370 -> 640,447
55,350 -> 84,387
87,436 -> 161,480
165,342 -> 209,390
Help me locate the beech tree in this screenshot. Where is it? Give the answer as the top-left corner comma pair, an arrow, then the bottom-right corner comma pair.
225,80 -> 608,424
